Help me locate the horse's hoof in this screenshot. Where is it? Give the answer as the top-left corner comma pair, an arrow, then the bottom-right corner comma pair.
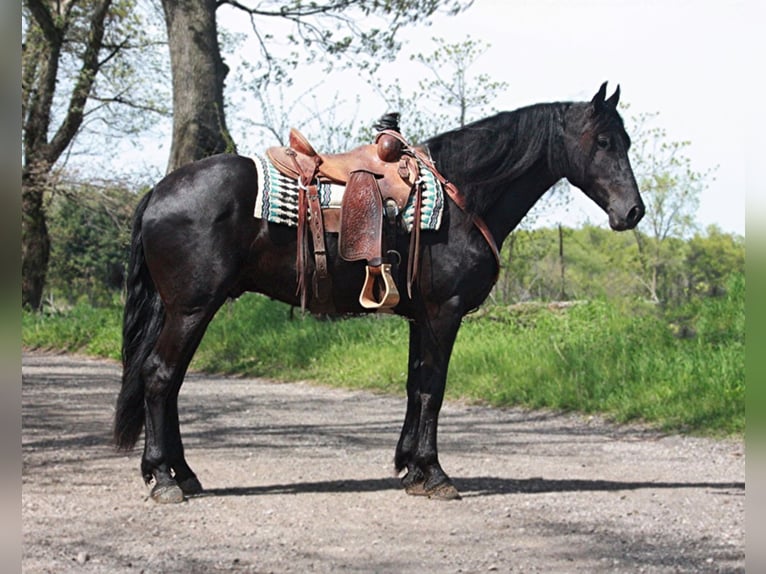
151,483 -> 185,504
178,476 -> 203,496
426,482 -> 462,501
404,481 -> 428,496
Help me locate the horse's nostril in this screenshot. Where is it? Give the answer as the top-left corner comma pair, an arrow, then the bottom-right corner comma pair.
626,205 -> 643,227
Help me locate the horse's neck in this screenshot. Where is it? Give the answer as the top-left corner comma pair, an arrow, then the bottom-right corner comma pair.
428,104 -> 568,249
482,161 -> 560,247
467,105 -> 567,247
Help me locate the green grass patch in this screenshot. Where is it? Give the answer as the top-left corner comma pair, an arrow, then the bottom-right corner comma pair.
22,302 -> 123,360
22,275 -> 744,435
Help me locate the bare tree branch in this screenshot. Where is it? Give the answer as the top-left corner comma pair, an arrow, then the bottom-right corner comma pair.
49,0 -> 113,163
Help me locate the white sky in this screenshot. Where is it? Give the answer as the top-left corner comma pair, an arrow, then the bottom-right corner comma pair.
111,0 -> 760,236
412,0 -> 752,234
374,0 -> 753,236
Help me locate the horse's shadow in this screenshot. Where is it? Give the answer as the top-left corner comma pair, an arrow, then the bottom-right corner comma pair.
200,476 -> 744,499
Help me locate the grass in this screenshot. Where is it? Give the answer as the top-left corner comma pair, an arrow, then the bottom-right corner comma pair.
22,274 -> 745,435
22,302 -> 123,359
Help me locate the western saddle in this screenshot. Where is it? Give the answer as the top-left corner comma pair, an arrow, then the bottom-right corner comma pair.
266,125 -> 423,312
265,120 -> 500,313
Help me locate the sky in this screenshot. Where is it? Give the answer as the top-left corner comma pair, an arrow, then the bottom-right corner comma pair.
408,0 -> 763,238
111,0 -> 759,236
368,0 -> 753,236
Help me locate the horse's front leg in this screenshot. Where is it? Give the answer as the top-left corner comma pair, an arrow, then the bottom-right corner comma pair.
395,322 -> 425,490
397,301 -> 463,500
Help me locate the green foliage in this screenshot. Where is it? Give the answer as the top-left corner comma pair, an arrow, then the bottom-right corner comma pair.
687,224 -> 746,296
46,183 -> 142,306
22,277 -> 745,435
457,275 -> 744,434
623,107 -> 718,304
22,0 -> 169,309
191,296 -> 408,389
492,224 -> 744,306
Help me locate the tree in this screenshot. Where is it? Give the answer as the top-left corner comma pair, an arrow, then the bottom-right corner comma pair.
234,80 -> 367,152
47,180 -> 141,306
686,225 -> 745,297
22,0 -> 166,310
410,36 -> 508,128
372,35 -> 508,143
162,0 -> 235,171
627,109 -> 716,304
162,0 -> 470,170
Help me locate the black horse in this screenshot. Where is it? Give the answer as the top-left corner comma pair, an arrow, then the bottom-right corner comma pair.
114,83 -> 644,503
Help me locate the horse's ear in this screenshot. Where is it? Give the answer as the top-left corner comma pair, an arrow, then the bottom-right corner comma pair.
591,81 -> 608,113
606,84 -> 621,109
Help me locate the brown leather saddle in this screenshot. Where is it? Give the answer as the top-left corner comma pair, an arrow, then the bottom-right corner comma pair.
266,128 -> 423,312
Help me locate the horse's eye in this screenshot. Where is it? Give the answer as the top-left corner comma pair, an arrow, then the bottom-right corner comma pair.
597,136 -> 610,150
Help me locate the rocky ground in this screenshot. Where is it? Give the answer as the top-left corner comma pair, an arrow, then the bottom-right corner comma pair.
22,351 -> 744,573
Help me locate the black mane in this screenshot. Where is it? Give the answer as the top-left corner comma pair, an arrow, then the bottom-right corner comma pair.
424,103 -> 571,214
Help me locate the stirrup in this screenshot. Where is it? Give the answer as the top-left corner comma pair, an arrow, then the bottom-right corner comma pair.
359,263 -> 400,310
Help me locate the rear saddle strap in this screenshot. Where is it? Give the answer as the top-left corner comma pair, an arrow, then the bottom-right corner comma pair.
286,149 -> 333,313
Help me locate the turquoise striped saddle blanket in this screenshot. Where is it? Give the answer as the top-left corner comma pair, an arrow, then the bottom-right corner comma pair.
252,153 -> 444,233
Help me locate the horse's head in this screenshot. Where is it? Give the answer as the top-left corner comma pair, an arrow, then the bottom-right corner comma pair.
562,82 -> 644,231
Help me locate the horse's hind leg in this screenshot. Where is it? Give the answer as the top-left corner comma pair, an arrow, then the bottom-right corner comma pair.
165,383 -> 203,496
141,304 -> 220,502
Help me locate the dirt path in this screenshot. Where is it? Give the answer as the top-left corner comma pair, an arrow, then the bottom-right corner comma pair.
22,351 -> 744,573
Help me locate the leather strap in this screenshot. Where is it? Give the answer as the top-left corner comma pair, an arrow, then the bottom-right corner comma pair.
287,149 -> 332,311
306,184 -> 332,306
377,130 -> 501,285
407,181 -> 423,298
296,183 -> 308,309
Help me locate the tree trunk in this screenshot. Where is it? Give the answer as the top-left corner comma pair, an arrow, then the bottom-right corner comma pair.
21,166 -> 51,310
162,0 -> 235,172
558,223 -> 566,300
22,0 -> 112,310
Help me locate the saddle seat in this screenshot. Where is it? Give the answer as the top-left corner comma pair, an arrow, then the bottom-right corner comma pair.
266,128 -> 423,312
266,128 -> 420,211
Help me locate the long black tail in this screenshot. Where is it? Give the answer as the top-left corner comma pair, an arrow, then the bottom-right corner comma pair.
113,190 -> 164,450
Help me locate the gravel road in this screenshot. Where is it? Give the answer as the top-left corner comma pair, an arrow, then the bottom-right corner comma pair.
22,351 -> 744,573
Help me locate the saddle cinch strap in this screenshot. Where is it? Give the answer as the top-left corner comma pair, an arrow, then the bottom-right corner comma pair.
339,170 -> 400,310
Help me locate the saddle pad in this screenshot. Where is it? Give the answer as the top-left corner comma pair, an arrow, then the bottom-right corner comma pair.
252,153 -> 444,232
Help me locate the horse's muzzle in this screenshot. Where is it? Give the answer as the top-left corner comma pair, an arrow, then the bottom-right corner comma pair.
609,202 -> 645,231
